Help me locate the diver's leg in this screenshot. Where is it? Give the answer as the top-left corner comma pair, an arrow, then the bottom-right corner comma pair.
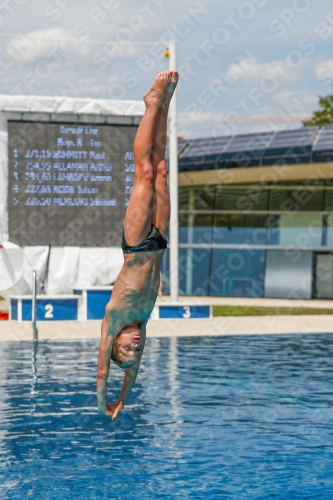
151,71 -> 179,238
123,70 -> 171,246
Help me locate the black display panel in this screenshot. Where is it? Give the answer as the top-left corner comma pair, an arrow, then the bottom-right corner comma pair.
8,120 -> 138,246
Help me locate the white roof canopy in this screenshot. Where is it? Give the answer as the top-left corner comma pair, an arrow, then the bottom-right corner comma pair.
0,94 -> 145,116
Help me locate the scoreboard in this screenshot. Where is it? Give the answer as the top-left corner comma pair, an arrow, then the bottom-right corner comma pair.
8,120 -> 138,246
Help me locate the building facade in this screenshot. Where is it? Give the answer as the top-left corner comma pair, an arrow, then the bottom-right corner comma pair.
162,125 -> 333,299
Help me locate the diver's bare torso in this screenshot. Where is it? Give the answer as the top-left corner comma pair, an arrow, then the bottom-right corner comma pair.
105,249 -> 165,336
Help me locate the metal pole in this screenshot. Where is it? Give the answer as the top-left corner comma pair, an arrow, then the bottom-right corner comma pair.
168,41 -> 179,302
186,187 -> 195,295
32,270 -> 38,341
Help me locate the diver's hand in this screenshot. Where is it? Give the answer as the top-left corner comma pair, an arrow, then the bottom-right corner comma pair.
106,401 -> 123,420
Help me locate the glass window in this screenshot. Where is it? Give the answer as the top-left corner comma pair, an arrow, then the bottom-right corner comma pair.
276,180 -> 324,187
179,187 -> 189,211
324,187 -> 333,211
213,214 -> 268,245
266,214 -> 280,245
179,248 -> 211,296
209,249 -> 265,297
265,250 -> 312,299
192,214 -> 213,243
326,214 -> 333,246
215,186 -> 269,211
179,213 -> 213,243
268,214 -> 323,246
193,186 -> 215,210
269,187 -> 324,212
179,212 -> 189,244
179,186 -> 215,211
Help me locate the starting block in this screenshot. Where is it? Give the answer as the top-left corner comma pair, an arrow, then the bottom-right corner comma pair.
151,303 -> 212,319
9,290 -> 212,322
10,295 -> 80,322
10,286 -> 113,322
73,286 -> 113,320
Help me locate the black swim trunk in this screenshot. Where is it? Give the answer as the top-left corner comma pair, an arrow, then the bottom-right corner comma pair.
122,225 -> 168,253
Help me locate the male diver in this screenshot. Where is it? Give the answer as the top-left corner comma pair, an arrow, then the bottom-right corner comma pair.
97,70 -> 178,419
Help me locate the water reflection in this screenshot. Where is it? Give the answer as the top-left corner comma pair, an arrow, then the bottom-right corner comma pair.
0,335 -> 333,499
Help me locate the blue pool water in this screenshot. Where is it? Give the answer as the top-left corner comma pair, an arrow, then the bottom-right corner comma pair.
1,335 -> 333,499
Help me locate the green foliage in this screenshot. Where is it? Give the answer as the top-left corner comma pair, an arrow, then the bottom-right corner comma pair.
303,94 -> 333,127
213,305 -> 333,316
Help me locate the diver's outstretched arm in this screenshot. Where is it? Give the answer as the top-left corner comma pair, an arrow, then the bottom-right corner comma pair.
96,318 -> 113,416
106,360 -> 141,420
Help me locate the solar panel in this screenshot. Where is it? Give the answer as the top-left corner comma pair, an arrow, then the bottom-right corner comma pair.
267,127 -> 318,148
312,125 -> 333,151
177,126 -> 329,170
177,139 -> 189,154
166,139 -> 189,158
180,135 -> 232,158
225,132 -> 274,153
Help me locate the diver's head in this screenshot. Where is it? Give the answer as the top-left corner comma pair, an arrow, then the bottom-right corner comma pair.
111,321 -> 143,369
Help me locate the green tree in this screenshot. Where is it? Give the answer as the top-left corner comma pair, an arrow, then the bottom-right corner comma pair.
303,93 -> 333,127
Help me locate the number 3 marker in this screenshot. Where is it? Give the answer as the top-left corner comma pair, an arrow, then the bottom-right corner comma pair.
183,306 -> 191,318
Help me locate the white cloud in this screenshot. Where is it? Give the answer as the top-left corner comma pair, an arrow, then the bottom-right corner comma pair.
75,78 -> 108,95
4,27 -> 142,65
272,91 -> 318,107
225,58 -> 304,87
5,27 -> 90,63
76,74 -> 123,95
315,59 -> 333,88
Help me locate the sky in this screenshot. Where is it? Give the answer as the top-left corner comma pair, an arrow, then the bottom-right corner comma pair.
0,0 -> 332,138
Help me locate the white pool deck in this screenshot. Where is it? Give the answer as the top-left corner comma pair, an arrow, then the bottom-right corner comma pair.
1,296 -> 333,341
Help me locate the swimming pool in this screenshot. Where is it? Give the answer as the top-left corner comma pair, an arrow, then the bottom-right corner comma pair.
1,335 -> 333,499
